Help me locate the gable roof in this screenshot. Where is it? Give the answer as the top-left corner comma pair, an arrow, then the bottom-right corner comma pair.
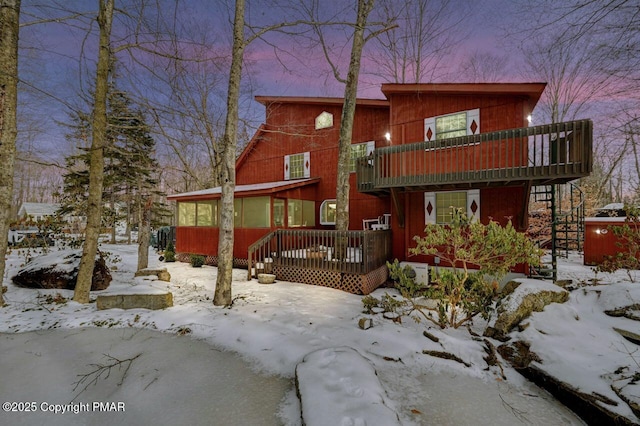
254,96 -> 388,108
18,202 -> 61,217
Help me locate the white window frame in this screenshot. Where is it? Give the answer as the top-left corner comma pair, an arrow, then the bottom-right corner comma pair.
319,199 -> 337,225
424,189 -> 480,224
315,111 -> 334,130
424,108 -> 480,142
349,141 -> 375,173
284,152 -> 310,180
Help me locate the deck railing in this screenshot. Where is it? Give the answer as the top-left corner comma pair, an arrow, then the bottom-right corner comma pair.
247,229 -> 392,280
357,119 -> 593,191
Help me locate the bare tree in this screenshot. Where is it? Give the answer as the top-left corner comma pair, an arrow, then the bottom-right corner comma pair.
73,0 -> 114,303
213,0 -> 246,306
366,0 -> 469,83
335,0 -> 376,234
0,0 -> 20,307
458,51 -> 509,83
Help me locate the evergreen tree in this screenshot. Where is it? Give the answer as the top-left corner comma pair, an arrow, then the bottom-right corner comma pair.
60,80 -> 164,243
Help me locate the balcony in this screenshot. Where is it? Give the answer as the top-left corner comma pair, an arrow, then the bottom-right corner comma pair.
357,119 -> 593,193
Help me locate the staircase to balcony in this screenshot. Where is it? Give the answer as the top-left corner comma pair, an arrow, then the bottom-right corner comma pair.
530,183 -> 585,281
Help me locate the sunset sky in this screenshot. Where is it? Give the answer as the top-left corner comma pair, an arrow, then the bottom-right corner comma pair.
15,1 -> 623,163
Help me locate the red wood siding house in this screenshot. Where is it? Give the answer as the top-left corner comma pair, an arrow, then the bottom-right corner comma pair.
167,83 -> 593,292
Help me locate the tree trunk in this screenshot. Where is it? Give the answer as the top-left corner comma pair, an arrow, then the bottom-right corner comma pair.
137,198 -> 151,271
335,0 -> 375,258
74,0 -> 114,303
0,0 -> 20,307
214,0 -> 245,306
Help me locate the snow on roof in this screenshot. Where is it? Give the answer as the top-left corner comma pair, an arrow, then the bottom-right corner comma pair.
18,202 -> 61,217
596,203 -> 625,210
167,178 -> 319,200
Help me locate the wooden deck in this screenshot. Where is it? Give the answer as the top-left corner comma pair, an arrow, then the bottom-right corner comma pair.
357,119 -> 593,192
247,229 -> 392,294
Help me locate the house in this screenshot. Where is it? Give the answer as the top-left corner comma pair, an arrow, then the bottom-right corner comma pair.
167,83 -> 593,294
17,202 -> 61,222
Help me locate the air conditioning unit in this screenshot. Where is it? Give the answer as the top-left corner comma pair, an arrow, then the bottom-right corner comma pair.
399,261 -> 429,286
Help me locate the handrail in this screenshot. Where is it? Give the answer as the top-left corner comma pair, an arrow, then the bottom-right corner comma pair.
357,119 -> 593,191
247,230 -> 278,280
247,229 -> 392,279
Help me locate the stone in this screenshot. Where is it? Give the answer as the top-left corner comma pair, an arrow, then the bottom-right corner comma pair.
358,317 -> 373,330
295,347 -> 401,426
96,293 -> 173,310
258,273 -> 276,284
134,267 -> 171,282
12,249 -> 111,291
484,279 -> 568,340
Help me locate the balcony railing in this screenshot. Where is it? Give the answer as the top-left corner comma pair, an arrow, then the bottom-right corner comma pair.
357,119 -> 593,192
247,229 -> 392,280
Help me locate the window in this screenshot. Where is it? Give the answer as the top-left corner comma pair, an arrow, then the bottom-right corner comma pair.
320,199 -> 336,225
242,196 -> 270,228
288,199 -> 315,227
436,192 -> 467,224
234,198 -> 242,227
315,111 -> 333,130
197,201 -> 217,227
273,199 -> 285,227
349,141 -> 375,172
284,152 -> 310,180
178,202 -> 196,226
424,108 -> 480,142
178,201 -> 218,227
436,112 -> 467,140
424,189 -> 480,224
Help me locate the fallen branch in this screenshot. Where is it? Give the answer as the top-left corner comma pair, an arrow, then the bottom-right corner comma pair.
72,353 -> 142,401
483,339 -> 506,380
422,350 -> 471,367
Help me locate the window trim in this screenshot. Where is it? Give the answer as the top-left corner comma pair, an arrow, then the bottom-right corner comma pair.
315,111 -> 334,130
319,199 -> 337,225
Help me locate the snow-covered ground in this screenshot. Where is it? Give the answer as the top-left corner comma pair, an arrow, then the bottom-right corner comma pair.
1,244 -> 638,425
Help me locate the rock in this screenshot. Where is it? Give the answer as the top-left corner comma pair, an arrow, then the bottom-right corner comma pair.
484,279 -> 568,340
497,340 -> 541,369
358,317 -> 373,330
135,267 -> 171,282
295,347 -> 401,426
96,293 -> 173,310
12,249 -> 111,291
258,273 -> 275,284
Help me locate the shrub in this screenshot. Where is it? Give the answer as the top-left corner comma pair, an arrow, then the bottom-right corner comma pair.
164,241 -> 176,262
190,254 -> 205,268
409,208 -> 542,328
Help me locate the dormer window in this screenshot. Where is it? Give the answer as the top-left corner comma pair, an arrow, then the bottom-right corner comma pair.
315,111 -> 333,130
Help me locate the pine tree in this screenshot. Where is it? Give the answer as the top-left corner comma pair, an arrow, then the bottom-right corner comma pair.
60,81 -> 163,245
